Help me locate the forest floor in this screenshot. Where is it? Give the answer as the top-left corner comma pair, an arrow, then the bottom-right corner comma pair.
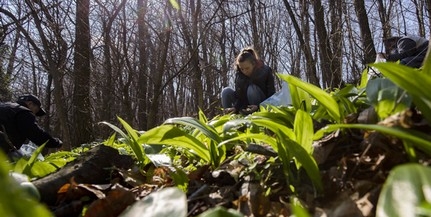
42,107 -> 430,217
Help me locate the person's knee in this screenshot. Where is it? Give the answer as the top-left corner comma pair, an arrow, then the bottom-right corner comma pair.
221,87 -> 236,108
247,85 -> 265,105
221,87 -> 234,97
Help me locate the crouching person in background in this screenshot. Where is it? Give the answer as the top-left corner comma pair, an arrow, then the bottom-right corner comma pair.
221,47 -> 276,115
0,94 -> 62,161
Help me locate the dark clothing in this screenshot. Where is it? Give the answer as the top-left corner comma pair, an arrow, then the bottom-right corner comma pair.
387,36 -> 429,68
0,102 -> 61,154
233,63 -> 275,111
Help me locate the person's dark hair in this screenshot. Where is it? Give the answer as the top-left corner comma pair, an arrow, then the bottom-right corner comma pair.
234,47 -> 260,71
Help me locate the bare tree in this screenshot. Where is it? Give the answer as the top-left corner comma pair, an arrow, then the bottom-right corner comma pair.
411,0 -> 426,37
283,0 -> 319,86
72,0 -> 93,146
313,0 -> 342,88
354,0 -> 377,64
426,0 -> 431,29
137,0 -> 150,130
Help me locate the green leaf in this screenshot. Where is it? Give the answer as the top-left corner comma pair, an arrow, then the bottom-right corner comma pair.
218,133 -> 278,153
0,152 -> 53,217
169,167 -> 189,192
319,124 -> 431,155
251,110 -> 295,128
287,82 -> 312,112
100,119 -> 148,165
366,77 -> 412,119
198,108 -> 208,123
294,110 -> 314,154
119,187 -> 186,217
139,125 -> 210,163
358,67 -> 370,89
251,119 -> 295,139
279,134 -> 323,193
366,78 -> 398,105
372,63 -> 431,122
370,62 -> 431,102
291,197 -> 312,217
164,117 -> 221,143
376,163 -> 431,217
421,46 -> 431,75
18,143 -> 47,177
29,162 -> 57,178
280,74 -> 341,123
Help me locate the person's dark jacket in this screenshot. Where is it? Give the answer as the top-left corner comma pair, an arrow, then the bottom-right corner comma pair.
387,36 -> 429,68
0,102 -> 62,153
234,62 -> 275,111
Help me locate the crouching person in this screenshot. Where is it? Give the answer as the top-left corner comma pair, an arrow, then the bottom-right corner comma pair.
0,94 -> 63,160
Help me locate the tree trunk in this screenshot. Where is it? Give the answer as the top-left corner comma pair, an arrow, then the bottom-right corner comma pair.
313,0 -> 342,89
354,0 -> 377,64
283,0 -> 319,86
376,0 -> 395,42
137,0 -> 149,130
22,0 -> 71,149
147,3 -> 172,129
426,0 -> 431,30
411,0 -> 425,37
72,0 -> 93,146
329,0 -> 343,88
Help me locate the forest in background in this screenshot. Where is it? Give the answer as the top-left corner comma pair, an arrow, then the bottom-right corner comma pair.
0,0 -> 430,149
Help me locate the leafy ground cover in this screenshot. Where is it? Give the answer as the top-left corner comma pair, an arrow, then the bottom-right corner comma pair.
2,58 -> 431,217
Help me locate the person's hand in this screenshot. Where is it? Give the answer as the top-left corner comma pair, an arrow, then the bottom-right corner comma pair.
223,107 -> 236,114
241,105 -> 258,114
54,138 -> 63,148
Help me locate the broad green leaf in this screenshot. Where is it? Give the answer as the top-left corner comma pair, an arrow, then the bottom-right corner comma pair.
17,143 -> 47,177
0,152 -> 53,217
294,110 -> 314,154
251,110 -> 294,128
279,134 -> 323,192
29,162 -> 57,178
317,124 -> 431,155
371,62 -> 431,102
250,118 -> 296,140
376,163 -> 431,217
337,96 -> 357,115
287,82 -> 312,112
422,46 -> 431,75
139,125 -> 210,163
119,187 -> 186,217
198,108 -> 208,123
291,197 -> 312,217
169,167 -> 189,192
358,67 -> 370,89
118,117 -> 140,143
164,117 -> 221,143
366,77 -> 412,119
280,74 -> 341,123
366,78 -> 397,105
100,119 -> 147,164
218,133 -> 278,152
